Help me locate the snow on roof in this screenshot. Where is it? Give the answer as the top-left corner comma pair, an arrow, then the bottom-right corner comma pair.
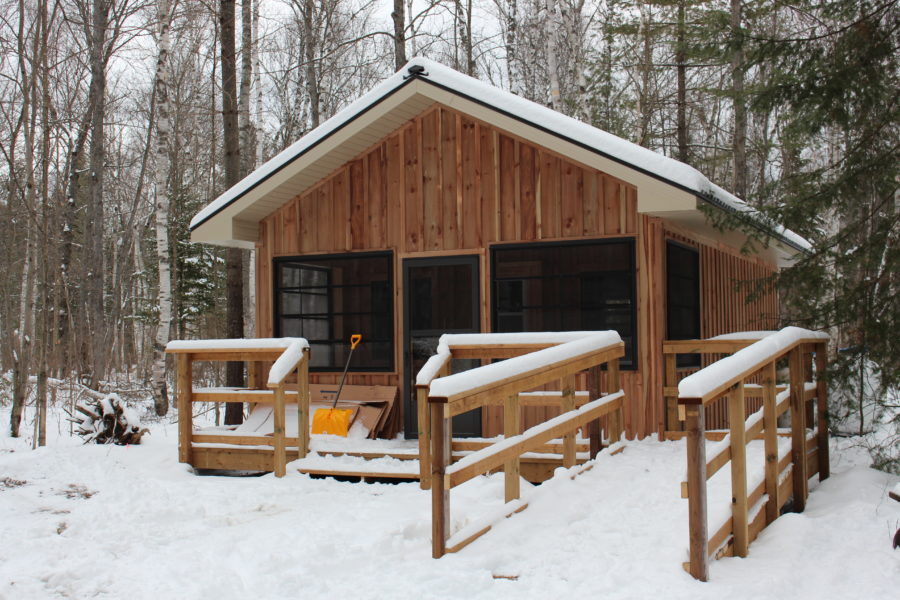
191,57 -> 809,251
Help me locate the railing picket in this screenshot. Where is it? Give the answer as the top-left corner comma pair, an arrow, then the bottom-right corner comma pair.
789,347 -> 808,511
561,375 -> 577,468
504,394 -> 521,502
665,352 -> 678,434
431,402 -> 450,559
273,382 -> 286,477
587,365 -> 602,458
176,353 -> 193,464
762,361 -> 779,524
418,386 -> 432,489
685,403 -> 709,581
608,359 -> 622,443
729,383 -> 749,557
298,349 -> 310,459
815,343 -> 830,480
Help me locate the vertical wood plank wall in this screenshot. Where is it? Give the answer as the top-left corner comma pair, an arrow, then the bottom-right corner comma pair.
254,102 -> 778,439
664,229 -> 780,431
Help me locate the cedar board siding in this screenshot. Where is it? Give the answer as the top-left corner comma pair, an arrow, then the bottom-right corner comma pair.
255,104 -> 778,439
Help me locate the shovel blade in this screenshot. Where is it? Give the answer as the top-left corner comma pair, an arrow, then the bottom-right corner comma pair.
311,408 -> 353,436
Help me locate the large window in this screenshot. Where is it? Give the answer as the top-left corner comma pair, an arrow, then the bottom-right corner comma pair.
491,239 -> 637,368
666,241 -> 700,368
274,252 -> 393,371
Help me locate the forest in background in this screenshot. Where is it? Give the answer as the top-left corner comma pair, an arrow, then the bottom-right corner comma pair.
0,0 -> 895,466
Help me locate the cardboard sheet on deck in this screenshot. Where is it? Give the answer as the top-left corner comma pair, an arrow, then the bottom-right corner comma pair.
309,384 -> 400,439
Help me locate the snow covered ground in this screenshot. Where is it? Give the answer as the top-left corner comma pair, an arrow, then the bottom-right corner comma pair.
1,408 -> 898,599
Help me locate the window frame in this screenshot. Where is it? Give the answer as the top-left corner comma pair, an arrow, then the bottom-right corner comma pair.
273,251 -> 394,373
489,238 -> 638,369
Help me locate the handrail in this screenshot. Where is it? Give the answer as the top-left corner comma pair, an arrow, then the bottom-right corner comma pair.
679,328 -> 829,581
677,327 -> 828,406
165,338 -> 311,477
423,331 -> 626,558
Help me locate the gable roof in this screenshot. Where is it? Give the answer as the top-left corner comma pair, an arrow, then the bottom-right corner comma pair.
191,57 -> 808,258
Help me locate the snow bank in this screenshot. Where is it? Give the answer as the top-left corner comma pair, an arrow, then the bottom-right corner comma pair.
428,332 -> 622,399
678,327 -> 828,400
1,404 -> 897,599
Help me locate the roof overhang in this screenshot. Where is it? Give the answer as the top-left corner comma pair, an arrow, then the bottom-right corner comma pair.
191,60 -> 806,267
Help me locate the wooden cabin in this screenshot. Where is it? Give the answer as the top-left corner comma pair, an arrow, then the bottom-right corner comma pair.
189,58 -> 806,440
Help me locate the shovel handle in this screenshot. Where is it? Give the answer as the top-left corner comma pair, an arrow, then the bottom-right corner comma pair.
331,334 -> 363,409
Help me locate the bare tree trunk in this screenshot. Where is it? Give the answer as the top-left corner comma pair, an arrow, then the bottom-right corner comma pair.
561,0 -> 588,120
636,2 -> 653,147
239,0 -> 254,178
150,0 -> 173,417
504,0 -> 523,95
303,0 -> 320,128
220,0 -> 244,425
11,0 -> 40,438
675,0 -> 688,163
85,0 -> 110,390
544,0 -> 562,111
35,0 -> 53,447
391,0 -> 406,71
731,0 -> 747,198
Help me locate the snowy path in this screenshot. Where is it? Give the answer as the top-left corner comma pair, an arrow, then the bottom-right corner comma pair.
1,419 -> 898,599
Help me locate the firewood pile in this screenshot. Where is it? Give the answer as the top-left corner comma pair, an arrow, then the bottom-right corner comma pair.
69,393 -> 148,445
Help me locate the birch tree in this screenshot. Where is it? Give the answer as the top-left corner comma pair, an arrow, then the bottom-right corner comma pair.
151,0 -> 174,417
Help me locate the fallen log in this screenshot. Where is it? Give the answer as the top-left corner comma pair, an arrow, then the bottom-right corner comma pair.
68,393 -> 148,445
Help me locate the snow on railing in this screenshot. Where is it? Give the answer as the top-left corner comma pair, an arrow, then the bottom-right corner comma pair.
677,327 -> 828,403
428,332 -> 621,400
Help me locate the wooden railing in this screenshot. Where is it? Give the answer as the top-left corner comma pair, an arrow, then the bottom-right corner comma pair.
677,328 -> 829,581
421,332 -> 626,558
663,337 -> 762,434
165,338 -> 310,477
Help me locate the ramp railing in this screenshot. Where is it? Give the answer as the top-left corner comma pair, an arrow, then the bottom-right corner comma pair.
165,338 -> 310,477
677,327 -> 829,581
420,332 -> 626,558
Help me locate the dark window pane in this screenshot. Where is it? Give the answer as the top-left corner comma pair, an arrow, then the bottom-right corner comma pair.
274,253 -> 393,371
492,240 -> 637,368
666,242 -> 700,368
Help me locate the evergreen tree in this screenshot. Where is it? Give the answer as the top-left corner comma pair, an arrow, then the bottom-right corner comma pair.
721,1 -> 898,461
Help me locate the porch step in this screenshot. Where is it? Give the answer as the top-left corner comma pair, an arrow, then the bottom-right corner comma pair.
294,452 -> 421,481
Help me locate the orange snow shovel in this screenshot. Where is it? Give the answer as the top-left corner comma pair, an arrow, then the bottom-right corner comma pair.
311,334 -> 362,436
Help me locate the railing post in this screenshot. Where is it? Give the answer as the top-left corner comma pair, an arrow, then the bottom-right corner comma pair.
789,347 -> 808,512
273,382 -> 287,477
815,342 -> 829,480
431,401 -> 450,558
176,353 -> 193,465
248,361 -> 263,389
297,348 -> 310,459
607,358 -> 622,443
685,402 -> 708,581
417,386 -> 432,489
561,374 -> 577,468
762,361 -> 779,524
504,394 -> 521,502
729,383 -> 749,557
664,351 -> 678,435
587,365 -> 602,458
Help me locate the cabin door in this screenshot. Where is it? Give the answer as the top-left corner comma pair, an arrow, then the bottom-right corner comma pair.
403,255 -> 482,438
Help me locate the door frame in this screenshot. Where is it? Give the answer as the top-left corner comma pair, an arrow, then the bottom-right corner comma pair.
402,254 -> 481,438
